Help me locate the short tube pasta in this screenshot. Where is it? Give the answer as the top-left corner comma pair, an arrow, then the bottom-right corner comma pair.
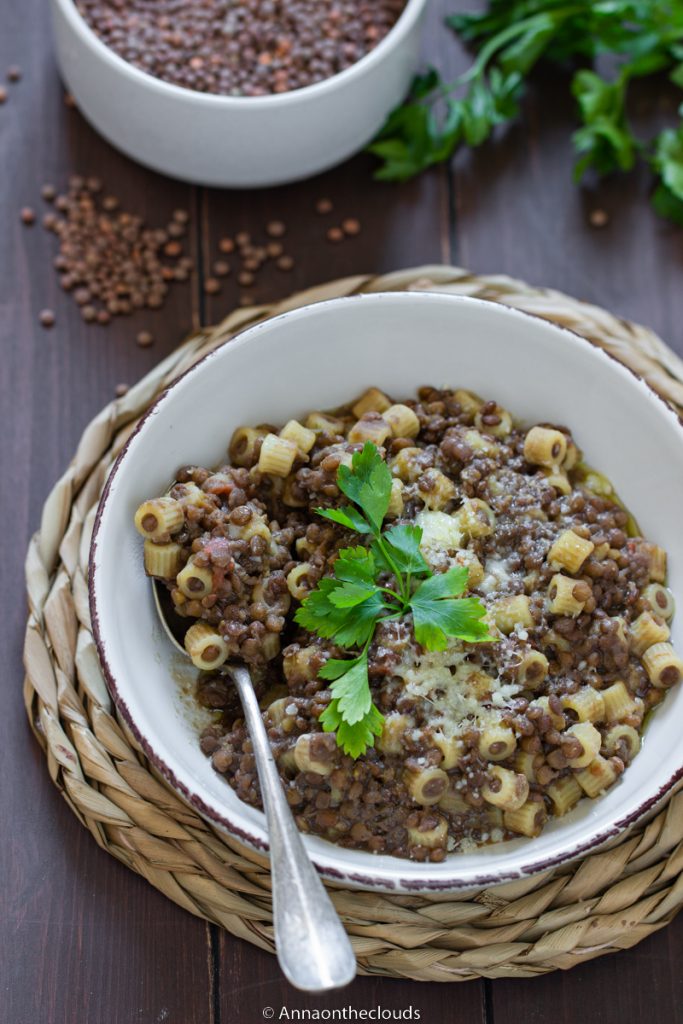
575,755 -> 619,798
405,766 -> 449,806
642,583 -> 675,621
384,403 -> 420,438
548,529 -> 595,573
548,573 -> 588,617
516,650 -> 549,689
493,595 -> 534,634
279,419 -> 316,453
642,643 -> 683,688
294,734 -> 334,776
523,426 -> 567,468
347,415 -> 391,447
561,687 -> 605,723
305,411 -> 347,435
377,714 -> 412,756
134,497 -> 184,540
456,498 -> 496,538
417,469 -> 456,510
184,622 -> 229,670
564,722 -> 602,768
386,479 -> 404,518
286,562 -> 315,601
407,817 -> 448,849
176,558 -> 214,599
474,405 -> 513,438
432,731 -> 464,770
351,387 -> 391,418
629,611 -> 670,656
504,800 -> 547,838
482,766 -> 529,810
547,775 -> 583,816
143,540 -> 182,578
229,426 -> 267,467
601,681 -> 640,723
478,724 -> 517,761
603,724 -> 640,760
258,433 -> 298,477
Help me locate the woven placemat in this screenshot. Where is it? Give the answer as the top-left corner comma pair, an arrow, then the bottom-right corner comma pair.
23,265 -> 683,982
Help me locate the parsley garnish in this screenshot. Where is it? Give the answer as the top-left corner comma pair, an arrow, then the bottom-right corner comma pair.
294,443 -> 494,759
368,1 -> 683,225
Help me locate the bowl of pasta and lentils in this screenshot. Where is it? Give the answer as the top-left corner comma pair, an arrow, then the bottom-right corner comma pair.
90,292 -> 683,891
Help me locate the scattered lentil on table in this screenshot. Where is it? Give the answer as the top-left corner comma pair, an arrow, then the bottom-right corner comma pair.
73,0 -> 407,96
35,176 -> 193,328
590,209 -> 610,228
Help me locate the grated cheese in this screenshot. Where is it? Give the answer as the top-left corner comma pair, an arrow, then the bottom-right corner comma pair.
416,510 -> 463,570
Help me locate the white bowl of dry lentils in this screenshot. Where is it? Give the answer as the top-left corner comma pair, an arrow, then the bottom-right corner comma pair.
90,292 -> 683,892
49,0 -> 428,187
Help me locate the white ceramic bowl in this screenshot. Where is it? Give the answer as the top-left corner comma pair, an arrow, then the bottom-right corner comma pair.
90,292 -> 683,892
49,0 -> 428,187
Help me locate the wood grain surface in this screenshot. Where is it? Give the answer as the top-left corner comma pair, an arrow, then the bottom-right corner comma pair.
3,1 -> 683,1022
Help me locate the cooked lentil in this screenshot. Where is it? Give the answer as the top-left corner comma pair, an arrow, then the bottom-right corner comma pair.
135,386 -> 680,861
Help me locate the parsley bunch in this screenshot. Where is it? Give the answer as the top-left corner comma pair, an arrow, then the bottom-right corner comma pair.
369,0 -> 683,224
294,443 -> 493,758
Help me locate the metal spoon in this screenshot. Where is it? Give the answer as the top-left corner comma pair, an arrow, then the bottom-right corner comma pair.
153,582 -> 357,992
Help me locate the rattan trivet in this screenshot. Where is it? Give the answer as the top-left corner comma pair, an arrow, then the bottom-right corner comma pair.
23,266 -> 683,982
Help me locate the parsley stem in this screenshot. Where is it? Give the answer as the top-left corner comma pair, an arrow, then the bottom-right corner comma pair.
374,533 -> 409,603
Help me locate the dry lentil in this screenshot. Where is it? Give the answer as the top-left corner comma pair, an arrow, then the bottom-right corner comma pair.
37,177 -> 193,329
590,209 -> 609,228
75,0 -> 407,97
342,217 -> 361,236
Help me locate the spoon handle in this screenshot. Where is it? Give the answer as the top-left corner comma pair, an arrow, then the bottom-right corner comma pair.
230,665 -> 357,992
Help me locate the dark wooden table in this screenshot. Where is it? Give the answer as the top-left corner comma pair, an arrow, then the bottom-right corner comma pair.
4,2 -> 683,1023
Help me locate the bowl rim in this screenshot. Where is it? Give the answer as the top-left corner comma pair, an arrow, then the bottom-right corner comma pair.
89,291 -> 683,891
53,0 -> 429,109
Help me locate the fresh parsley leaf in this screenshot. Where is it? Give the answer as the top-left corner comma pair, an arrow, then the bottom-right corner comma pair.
323,653 -> 372,725
337,442 -> 392,533
319,654 -> 364,681
572,69 -> 638,179
332,592 -> 387,646
301,444 -> 495,759
320,699 -> 385,759
651,121 -> 683,225
328,581 -> 380,609
409,567 -> 494,650
317,505 -> 373,534
333,546 -> 377,585
318,653 -> 385,758
294,578 -> 387,646
368,0 -> 683,226
372,524 -> 429,576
